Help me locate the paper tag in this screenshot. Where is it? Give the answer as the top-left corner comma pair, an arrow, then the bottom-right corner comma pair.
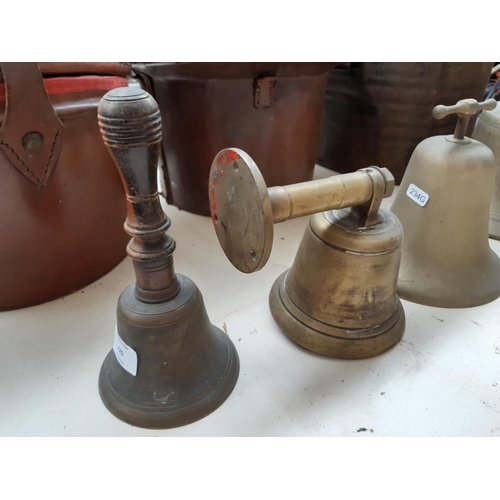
406,183 -> 429,207
112,326 -> 137,376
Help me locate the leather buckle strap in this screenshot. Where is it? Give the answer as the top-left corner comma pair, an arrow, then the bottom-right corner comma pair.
0,62 -> 64,187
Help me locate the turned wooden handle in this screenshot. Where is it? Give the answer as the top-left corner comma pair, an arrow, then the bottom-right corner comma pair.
98,87 -> 179,301
98,87 -> 169,247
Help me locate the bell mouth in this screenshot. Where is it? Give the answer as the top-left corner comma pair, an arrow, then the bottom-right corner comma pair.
98,329 -> 239,429
98,276 -> 240,429
269,271 -> 405,360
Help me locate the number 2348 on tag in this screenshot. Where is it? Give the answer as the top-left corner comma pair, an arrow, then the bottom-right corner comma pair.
406,183 -> 429,207
112,326 -> 138,376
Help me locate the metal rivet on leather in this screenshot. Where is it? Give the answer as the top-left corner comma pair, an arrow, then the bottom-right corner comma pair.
22,131 -> 44,150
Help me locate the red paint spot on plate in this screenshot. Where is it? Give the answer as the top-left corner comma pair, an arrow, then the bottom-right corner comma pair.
219,149 -> 240,166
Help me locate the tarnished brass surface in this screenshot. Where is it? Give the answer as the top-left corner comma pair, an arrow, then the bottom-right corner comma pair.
209,147 -> 394,273
209,148 -> 274,273
99,277 -> 239,429
391,98 -> 500,308
474,105 -> 500,239
269,209 -> 404,359
97,88 -> 239,429
209,148 -> 404,359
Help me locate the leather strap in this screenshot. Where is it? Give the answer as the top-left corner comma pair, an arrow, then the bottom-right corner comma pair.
0,76 -> 130,102
0,62 -> 65,187
0,62 -> 131,82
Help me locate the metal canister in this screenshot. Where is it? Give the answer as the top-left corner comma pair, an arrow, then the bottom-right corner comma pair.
317,62 -> 492,183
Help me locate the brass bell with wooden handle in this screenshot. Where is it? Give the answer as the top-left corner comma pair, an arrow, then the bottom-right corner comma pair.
97,88 -> 239,429
390,98 -> 500,308
209,148 -> 405,359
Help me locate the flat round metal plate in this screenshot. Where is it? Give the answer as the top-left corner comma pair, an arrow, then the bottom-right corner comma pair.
209,148 -> 273,273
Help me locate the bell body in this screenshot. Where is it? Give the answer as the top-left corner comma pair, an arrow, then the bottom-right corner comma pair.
99,274 -> 239,429
269,208 -> 405,359
474,106 -> 500,239
391,135 -> 500,307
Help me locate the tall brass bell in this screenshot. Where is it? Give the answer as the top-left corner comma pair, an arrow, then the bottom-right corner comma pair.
391,98 -> 500,308
209,148 -> 405,359
474,103 -> 500,240
97,88 -> 239,429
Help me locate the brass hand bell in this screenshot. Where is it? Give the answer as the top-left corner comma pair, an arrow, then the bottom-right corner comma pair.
391,98 -> 500,308
474,101 -> 500,240
97,88 -> 239,429
209,148 -> 405,359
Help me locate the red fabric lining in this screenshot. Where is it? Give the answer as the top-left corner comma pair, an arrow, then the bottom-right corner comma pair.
0,75 -> 128,102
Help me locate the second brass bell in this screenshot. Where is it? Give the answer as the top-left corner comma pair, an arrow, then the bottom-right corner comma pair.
391,98 -> 500,308
270,203 -> 404,360
209,148 -> 405,360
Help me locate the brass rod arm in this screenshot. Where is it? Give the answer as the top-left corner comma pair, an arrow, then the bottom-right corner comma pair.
208,148 -> 394,273
268,170 -> 391,223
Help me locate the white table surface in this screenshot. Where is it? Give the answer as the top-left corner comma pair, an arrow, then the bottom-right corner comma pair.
1,165 -> 500,437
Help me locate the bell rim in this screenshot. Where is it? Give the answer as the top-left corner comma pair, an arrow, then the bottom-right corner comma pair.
98,326 -> 240,429
269,271 -> 405,360
397,276 -> 500,309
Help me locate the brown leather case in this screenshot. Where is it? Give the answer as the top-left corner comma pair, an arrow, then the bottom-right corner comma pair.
133,63 -> 337,216
0,62 -> 131,310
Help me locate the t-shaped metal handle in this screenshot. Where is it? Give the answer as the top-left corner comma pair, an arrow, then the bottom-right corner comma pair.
432,98 -> 497,140
98,87 -> 179,303
209,148 -> 395,273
